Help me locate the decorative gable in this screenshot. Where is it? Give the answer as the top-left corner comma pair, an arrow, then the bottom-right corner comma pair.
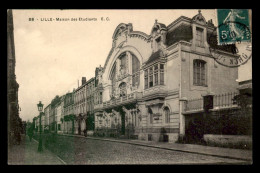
192,10 -> 207,25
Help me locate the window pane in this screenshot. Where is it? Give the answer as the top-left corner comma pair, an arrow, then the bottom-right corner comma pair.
149,75 -> 153,87
132,54 -> 140,74
145,77 -> 148,89
154,72 -> 158,85
160,64 -> 164,69
154,64 -> 158,70
145,70 -> 148,76
160,72 -> 164,85
149,67 -> 153,74
196,28 -> 203,47
193,60 -> 206,86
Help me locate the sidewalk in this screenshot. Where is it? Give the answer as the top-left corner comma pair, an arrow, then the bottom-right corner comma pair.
8,135 -> 66,165
61,134 -> 252,162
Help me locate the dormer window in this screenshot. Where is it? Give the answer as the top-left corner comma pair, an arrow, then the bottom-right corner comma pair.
196,27 -> 204,47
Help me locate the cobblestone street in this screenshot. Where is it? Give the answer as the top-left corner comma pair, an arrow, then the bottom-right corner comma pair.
53,136 -> 249,165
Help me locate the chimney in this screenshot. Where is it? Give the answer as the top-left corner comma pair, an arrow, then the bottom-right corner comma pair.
82,77 -> 87,85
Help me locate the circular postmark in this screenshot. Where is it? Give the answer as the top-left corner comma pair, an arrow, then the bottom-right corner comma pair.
208,21 -> 252,67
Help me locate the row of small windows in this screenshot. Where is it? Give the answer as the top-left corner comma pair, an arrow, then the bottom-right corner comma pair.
144,64 -> 164,89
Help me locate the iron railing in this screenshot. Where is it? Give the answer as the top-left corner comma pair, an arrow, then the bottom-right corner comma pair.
184,92 -> 239,112
97,92 -> 142,109
213,92 -> 239,109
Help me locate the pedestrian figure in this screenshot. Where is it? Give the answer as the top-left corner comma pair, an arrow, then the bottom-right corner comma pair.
28,126 -> 34,142
83,129 -> 87,137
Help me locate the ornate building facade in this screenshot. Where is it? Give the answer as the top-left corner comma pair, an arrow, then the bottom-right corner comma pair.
93,11 -> 239,142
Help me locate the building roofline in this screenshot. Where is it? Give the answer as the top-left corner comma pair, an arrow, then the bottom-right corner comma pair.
167,16 -> 192,30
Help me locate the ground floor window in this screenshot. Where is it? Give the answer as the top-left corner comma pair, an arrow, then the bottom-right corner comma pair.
164,107 -> 170,124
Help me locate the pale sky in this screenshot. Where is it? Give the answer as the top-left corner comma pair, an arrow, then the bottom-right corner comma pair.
12,9 -> 221,122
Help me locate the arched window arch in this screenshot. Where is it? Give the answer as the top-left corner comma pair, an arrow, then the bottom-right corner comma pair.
163,107 -> 170,124
193,59 -> 206,86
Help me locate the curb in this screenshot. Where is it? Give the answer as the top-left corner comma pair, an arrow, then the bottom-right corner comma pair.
32,137 -> 67,165
60,134 -> 252,162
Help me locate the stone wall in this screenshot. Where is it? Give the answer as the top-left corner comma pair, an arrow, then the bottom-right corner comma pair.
203,134 -> 252,149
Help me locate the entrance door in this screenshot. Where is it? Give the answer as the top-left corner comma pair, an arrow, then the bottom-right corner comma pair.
121,112 -> 125,135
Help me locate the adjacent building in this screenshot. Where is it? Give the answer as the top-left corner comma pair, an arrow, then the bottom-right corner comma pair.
74,77 -> 88,135
86,77 -> 96,131
44,104 -> 51,131
64,92 -> 75,134
49,96 -> 61,132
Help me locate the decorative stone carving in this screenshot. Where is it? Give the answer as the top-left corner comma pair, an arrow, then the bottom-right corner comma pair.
192,10 -> 207,25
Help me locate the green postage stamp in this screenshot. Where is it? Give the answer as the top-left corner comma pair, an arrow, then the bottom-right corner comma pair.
216,9 -> 251,45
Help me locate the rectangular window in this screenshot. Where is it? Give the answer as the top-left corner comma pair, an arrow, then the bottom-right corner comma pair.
154,64 -> 158,86
154,72 -> 158,85
100,92 -> 102,103
193,60 -> 206,86
160,64 -> 164,85
196,28 -> 204,47
145,70 -> 148,89
149,67 -> 153,87
150,114 -> 153,124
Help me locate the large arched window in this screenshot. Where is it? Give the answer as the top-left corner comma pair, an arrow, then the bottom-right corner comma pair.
119,53 -> 127,75
110,62 -> 117,97
132,54 -> 140,87
163,107 -> 170,124
193,59 -> 206,86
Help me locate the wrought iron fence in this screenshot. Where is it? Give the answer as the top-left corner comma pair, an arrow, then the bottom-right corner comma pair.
184,92 -> 239,112
213,92 -> 239,109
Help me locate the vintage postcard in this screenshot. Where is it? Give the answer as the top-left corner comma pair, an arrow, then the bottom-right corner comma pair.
8,9 -> 252,165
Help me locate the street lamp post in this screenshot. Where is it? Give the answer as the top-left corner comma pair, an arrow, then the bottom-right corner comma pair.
37,101 -> 44,152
